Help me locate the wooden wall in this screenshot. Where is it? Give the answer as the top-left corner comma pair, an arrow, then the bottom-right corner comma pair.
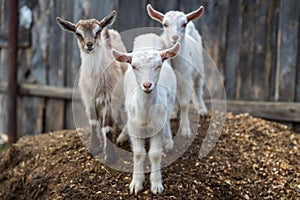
0,0 -> 300,137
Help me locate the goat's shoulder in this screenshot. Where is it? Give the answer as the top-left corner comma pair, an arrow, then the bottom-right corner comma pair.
186,22 -> 202,45
102,28 -> 127,53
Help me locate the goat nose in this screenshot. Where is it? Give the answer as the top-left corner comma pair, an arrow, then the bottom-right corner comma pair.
86,42 -> 93,48
172,35 -> 179,41
143,82 -> 152,89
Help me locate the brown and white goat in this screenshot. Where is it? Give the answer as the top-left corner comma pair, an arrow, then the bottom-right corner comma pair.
56,11 -> 127,163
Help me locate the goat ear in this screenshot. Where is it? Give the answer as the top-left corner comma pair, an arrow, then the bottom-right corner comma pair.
147,4 -> 164,23
112,49 -> 132,64
56,17 -> 76,33
160,42 -> 181,61
98,10 -> 116,28
186,6 -> 204,22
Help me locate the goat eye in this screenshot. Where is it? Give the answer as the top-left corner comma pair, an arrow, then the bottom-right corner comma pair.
163,23 -> 169,28
132,65 -> 138,70
155,66 -> 161,71
94,30 -> 101,38
182,22 -> 187,27
76,33 -> 83,38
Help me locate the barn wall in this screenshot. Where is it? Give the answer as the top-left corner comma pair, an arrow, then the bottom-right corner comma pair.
0,0 -> 299,136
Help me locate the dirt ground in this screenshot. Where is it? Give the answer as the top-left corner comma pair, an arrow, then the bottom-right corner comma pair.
0,112 -> 299,200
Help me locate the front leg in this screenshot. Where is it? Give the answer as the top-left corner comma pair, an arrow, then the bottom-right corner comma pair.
163,121 -> 173,151
88,108 -> 102,155
177,81 -> 192,138
102,114 -> 117,165
149,133 -> 164,194
129,125 -> 146,195
193,73 -> 207,115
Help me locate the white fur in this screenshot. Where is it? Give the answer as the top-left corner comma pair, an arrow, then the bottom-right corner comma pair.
76,28 -> 84,36
93,25 -> 100,37
113,34 -> 177,194
147,5 -> 207,138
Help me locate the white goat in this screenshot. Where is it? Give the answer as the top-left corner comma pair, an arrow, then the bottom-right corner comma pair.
112,34 -> 179,194
56,11 -> 127,163
147,5 -> 207,138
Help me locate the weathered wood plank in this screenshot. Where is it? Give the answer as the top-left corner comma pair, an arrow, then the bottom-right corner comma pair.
0,82 -> 79,100
0,94 -> 7,134
294,2 -> 300,132
0,82 -> 5,93
116,0 -> 148,32
0,0 -> 8,30
252,0 -> 269,101
0,48 -> 8,135
45,0 -> 65,132
191,0 -> 228,99
224,0 -> 241,99
17,0 -> 48,136
205,100 -> 300,123
296,0 -> 300,103
267,0 -> 280,101
18,96 -> 44,136
0,0 -> 32,48
0,49 -> 8,82
20,84 -> 78,100
238,0 -> 255,100
276,0 -> 299,101
196,0 -> 228,72
0,30 -> 30,48
87,0 -> 117,20
64,0 -> 83,129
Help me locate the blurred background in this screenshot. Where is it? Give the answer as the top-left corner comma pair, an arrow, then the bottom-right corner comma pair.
0,0 -> 299,141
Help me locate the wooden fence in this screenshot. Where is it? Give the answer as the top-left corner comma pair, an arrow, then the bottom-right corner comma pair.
0,0 -> 300,137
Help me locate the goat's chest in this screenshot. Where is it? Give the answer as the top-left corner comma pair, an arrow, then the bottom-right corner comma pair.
79,62 -> 111,106
126,90 -> 167,127
126,92 -> 151,124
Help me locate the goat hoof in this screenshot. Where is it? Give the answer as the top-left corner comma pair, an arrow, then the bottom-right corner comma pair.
180,127 -> 192,138
105,152 -> 116,165
151,181 -> 164,194
116,132 -> 129,145
170,111 -> 179,119
164,139 -> 174,151
198,108 -> 208,116
129,179 -> 144,195
89,146 -> 101,156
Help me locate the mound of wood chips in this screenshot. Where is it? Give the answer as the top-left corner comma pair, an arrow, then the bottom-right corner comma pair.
0,112 -> 299,199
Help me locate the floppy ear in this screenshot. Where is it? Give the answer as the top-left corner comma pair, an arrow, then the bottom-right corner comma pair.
160,42 -> 181,61
147,4 -> 164,23
98,10 -> 117,28
112,49 -> 132,64
56,17 -> 76,33
186,6 -> 204,22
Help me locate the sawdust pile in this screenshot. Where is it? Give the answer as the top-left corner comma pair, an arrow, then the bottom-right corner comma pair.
0,112 -> 299,199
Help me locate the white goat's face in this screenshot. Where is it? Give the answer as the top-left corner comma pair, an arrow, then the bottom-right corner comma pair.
131,51 -> 163,93
56,10 -> 117,53
112,43 -> 181,94
162,11 -> 187,44
147,4 -> 204,45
